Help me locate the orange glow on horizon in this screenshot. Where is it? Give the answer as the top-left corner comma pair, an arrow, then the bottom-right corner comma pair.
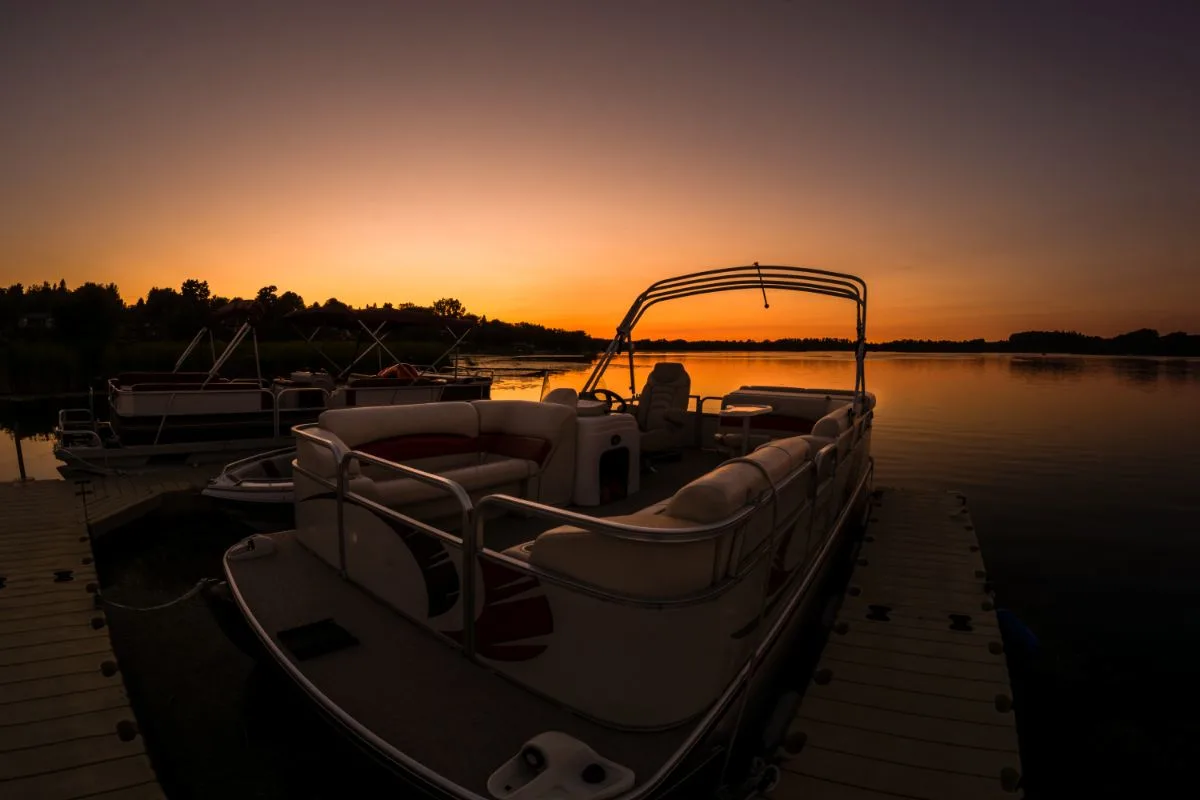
2,4 -> 1198,342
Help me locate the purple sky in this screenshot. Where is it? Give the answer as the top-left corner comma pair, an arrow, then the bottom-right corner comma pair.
2,1 -> 1197,339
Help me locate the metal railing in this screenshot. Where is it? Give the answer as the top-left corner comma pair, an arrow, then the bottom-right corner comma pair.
476,493 -> 761,598
54,408 -> 104,448
582,265 -> 868,406
292,424 -> 476,649
633,456 -> 874,798
100,383 -> 334,448
292,422 -> 825,656
292,416 -> 853,651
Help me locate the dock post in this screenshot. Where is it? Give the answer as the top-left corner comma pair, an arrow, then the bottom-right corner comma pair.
13,422 -> 27,482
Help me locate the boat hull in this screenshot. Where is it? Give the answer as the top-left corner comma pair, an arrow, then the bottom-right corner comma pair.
217,460 -> 873,799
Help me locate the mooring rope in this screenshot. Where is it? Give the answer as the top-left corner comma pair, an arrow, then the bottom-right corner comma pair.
98,577 -> 220,612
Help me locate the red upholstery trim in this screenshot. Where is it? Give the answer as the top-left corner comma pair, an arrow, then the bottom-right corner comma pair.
479,434 -> 552,464
717,414 -> 815,435
358,434 -> 480,463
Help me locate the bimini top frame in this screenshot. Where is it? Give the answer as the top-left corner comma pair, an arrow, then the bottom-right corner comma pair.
582,264 -> 868,406
284,308 -> 480,381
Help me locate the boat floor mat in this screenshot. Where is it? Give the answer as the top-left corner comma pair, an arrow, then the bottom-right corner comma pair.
277,617 -> 360,660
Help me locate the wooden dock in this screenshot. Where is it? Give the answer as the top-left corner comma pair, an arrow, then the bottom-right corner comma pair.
0,469 -> 217,800
774,489 -> 1023,799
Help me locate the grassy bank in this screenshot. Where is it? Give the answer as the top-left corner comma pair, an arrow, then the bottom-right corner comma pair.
0,340 -> 452,395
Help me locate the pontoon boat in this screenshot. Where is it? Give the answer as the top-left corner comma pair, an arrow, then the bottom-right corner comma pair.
54,305 -> 492,474
216,265 -> 875,798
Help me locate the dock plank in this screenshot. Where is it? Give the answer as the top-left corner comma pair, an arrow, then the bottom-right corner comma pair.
4,686 -> 133,727
0,733 -> 146,782
0,707 -> 137,752
0,669 -> 120,705
0,753 -> 158,800
774,489 -> 1024,799
0,470 -> 215,797
783,748 -> 1013,799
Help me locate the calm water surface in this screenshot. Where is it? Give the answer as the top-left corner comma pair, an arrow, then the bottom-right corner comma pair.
3,352 -> 1199,796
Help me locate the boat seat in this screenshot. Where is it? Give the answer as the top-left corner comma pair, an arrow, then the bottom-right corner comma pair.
522,438 -> 815,598
300,399 -> 577,506
634,362 -> 691,454
523,511 -> 723,598
715,393 -> 860,455
713,389 -> 839,453
541,387 -> 578,406
362,456 -> 537,511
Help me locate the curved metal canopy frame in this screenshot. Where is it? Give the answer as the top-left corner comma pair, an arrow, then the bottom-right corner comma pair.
582,264 -> 868,405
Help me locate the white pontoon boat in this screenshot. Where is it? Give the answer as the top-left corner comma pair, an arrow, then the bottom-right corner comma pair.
216,266 -> 875,798
54,305 -> 491,475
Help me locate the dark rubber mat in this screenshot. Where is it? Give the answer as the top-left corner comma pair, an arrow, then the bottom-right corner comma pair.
277,618 -> 359,660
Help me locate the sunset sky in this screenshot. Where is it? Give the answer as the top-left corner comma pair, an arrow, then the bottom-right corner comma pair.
2,1 -> 1198,341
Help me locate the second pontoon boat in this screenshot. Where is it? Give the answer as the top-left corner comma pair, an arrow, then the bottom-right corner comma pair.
54,305 -> 491,474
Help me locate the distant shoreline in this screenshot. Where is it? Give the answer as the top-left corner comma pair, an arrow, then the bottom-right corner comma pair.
626,328 -> 1199,357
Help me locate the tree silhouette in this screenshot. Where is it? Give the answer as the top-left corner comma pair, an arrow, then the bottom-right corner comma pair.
432,297 -> 467,318
181,279 -> 211,306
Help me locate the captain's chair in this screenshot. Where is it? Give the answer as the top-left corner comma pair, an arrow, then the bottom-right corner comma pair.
635,362 -> 691,454
541,387 -> 579,406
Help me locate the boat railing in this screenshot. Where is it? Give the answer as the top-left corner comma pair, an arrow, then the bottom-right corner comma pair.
292,424 -> 478,650
294,422 -> 842,665
631,456 -> 873,799
474,492 -> 764,605
103,383 -> 333,446
335,450 -> 476,653
55,408 -> 104,448
271,386 -> 332,438
694,394 -> 726,446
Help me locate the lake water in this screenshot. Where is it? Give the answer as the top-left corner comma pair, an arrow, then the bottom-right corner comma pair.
3,351 -> 1199,796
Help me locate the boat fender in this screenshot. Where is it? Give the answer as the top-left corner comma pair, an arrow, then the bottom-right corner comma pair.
486,731 -> 634,800
228,535 -> 277,561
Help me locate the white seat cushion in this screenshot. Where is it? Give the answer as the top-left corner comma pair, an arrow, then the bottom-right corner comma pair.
367,458 -> 537,507
753,435 -> 812,470
529,512 -> 721,597
665,462 -> 769,524
812,406 -> 852,439
319,402 -> 479,448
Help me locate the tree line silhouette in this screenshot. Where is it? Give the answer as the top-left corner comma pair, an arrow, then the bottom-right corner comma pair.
1,279 -> 1196,358
0,279 -> 593,355
633,328 -> 1199,356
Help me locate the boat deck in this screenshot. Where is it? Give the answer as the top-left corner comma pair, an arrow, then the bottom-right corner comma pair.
0,468 -> 217,800
774,489 -> 1023,798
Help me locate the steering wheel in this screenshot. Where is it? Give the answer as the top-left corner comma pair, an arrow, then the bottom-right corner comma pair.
581,388 -> 629,414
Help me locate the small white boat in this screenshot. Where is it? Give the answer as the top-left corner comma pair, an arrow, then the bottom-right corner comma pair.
216,265 -> 875,798
200,447 -> 297,529
54,305 -> 492,475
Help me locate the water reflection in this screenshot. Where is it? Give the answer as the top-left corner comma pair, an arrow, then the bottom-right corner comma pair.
1008,355 -> 1087,379
1006,354 -> 1200,389
2,352 -> 1198,796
